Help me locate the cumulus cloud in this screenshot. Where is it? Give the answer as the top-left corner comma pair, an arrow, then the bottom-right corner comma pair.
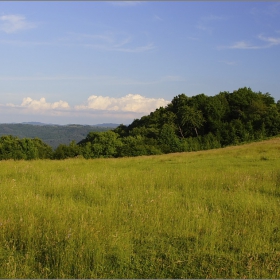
75,94 -> 169,113
0,14 -> 36,33
3,94 -> 170,123
6,95 -> 169,114
7,97 -> 70,111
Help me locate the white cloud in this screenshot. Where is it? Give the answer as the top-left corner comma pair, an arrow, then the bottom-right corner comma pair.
7,97 -> 70,111
2,94 -> 169,117
82,35 -> 155,53
75,94 -> 169,113
58,31 -> 155,53
228,41 -> 260,50
258,34 -> 280,46
3,94 -> 170,123
0,14 -> 36,34
218,33 -> 280,50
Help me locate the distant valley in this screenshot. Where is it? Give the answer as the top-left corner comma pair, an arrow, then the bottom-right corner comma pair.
0,123 -> 119,149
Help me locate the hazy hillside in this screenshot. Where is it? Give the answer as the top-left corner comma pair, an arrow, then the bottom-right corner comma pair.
0,123 -> 118,149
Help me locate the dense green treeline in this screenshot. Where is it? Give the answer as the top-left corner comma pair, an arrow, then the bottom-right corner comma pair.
1,87 -> 280,160
0,136 -> 53,160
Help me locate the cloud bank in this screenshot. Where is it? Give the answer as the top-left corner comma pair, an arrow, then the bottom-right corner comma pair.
3,94 -> 170,122
75,94 -> 169,113
20,97 -> 70,110
5,97 -> 70,117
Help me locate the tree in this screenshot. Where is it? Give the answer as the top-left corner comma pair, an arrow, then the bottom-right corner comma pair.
32,138 -> 53,159
79,131 -> 122,158
117,135 -> 161,157
158,124 -> 182,153
20,138 -> 38,160
167,93 -> 189,114
113,124 -> 129,137
178,105 -> 205,137
204,94 -> 230,134
53,141 -> 81,159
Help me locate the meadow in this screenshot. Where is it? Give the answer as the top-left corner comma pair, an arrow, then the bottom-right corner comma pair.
1,137 -> 280,278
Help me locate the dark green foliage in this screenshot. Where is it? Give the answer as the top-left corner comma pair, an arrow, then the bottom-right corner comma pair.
113,124 -> 129,137
158,124 -> 182,153
53,141 -> 81,160
178,105 -> 205,137
0,135 -> 53,160
32,138 -> 54,159
78,131 -> 123,158
117,135 -> 162,157
106,87 -> 280,159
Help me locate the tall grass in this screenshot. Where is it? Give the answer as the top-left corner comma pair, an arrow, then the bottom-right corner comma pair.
1,137 -> 280,278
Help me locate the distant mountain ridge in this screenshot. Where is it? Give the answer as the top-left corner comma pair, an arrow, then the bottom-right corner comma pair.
0,122 -> 120,149
20,122 -> 120,128
21,122 -> 54,126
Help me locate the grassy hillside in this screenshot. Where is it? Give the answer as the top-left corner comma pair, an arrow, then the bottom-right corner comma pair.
0,123 -> 113,149
0,137 -> 280,278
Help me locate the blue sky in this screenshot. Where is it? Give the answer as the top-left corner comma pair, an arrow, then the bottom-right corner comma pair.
0,1 -> 280,125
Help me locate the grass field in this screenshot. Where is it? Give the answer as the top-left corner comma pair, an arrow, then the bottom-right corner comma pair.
1,137 -> 280,278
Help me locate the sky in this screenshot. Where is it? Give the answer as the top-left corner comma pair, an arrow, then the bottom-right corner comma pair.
0,1 -> 280,125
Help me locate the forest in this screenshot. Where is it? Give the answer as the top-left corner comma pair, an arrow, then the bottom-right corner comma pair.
1,87 -> 280,160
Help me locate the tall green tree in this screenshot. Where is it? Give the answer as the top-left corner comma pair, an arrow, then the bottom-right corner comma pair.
178,105 -> 205,137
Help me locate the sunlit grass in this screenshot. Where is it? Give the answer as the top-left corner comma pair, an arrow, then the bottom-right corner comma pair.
1,137 -> 280,278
